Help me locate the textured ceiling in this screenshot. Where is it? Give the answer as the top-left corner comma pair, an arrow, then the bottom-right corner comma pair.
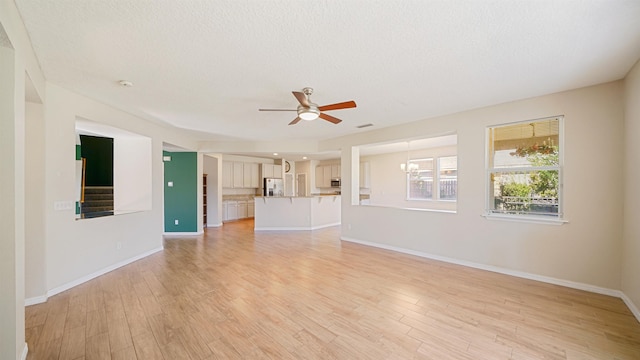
0,23 -> 13,49
14,0 -> 640,145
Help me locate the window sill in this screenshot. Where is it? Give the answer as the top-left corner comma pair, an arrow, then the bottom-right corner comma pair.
360,203 -> 457,214
482,213 -> 568,225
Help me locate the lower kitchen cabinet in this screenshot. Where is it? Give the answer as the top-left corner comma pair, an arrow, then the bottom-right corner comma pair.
248,201 -> 255,218
237,201 -> 248,219
226,201 -> 238,221
223,199 -> 254,221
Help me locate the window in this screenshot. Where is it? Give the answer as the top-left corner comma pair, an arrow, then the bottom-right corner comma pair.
407,158 -> 433,200
487,116 -> 562,218
407,156 -> 457,201
438,156 -> 457,200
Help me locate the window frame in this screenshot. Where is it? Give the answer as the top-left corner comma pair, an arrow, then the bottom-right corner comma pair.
406,155 -> 457,202
484,116 -> 566,224
437,156 -> 458,201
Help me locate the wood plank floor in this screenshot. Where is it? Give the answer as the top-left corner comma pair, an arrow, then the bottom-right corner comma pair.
26,219 -> 640,359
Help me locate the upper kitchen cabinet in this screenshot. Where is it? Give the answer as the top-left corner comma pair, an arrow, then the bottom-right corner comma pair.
244,163 -> 260,188
261,164 -> 282,179
232,162 -> 244,188
222,161 -> 261,188
331,164 -> 340,179
315,164 -> 340,188
222,161 -> 233,188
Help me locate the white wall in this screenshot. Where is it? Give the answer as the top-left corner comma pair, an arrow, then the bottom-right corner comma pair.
114,137 -> 153,212
336,81 -> 625,291
203,154 -> 221,226
1,2 -> 45,357
43,83 -> 198,295
622,60 -> 640,315
0,45 -> 27,360
25,102 -> 46,301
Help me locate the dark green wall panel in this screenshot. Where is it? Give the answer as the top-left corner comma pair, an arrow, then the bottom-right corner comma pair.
163,151 -> 198,232
79,135 -> 113,186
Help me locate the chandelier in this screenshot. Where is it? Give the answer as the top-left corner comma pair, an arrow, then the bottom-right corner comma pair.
400,141 -> 419,176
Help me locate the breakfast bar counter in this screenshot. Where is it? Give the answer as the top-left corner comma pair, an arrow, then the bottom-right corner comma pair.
254,195 -> 341,231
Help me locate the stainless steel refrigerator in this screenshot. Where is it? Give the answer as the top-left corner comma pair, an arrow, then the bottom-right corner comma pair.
263,178 -> 284,197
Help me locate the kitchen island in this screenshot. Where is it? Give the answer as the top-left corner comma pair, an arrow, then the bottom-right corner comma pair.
254,195 -> 341,231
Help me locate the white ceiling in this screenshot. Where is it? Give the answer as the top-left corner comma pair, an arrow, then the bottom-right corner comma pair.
14,0 -> 640,148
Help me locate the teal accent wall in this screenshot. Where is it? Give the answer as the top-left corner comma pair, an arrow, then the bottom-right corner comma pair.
79,135 -> 113,186
75,144 -> 81,160
163,151 -> 198,232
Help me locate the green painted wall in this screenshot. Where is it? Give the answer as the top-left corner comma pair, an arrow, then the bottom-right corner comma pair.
163,151 -> 198,232
79,135 -> 113,186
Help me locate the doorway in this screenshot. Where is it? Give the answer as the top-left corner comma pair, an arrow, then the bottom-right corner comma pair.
296,173 -> 307,197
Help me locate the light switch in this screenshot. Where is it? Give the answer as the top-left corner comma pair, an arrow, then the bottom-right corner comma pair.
168,181 -> 173,187
54,200 -> 74,211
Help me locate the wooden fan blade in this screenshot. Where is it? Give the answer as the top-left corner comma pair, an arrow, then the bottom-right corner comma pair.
319,113 -> 342,124
318,100 -> 356,112
289,117 -> 302,125
258,109 -> 297,111
292,91 -> 310,107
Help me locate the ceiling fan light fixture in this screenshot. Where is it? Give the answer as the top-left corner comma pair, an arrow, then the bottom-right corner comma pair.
298,107 -> 320,121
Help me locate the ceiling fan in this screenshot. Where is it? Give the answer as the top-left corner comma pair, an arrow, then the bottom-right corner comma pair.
259,87 -> 357,125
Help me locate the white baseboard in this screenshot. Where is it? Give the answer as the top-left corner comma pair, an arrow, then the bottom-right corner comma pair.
163,231 -> 204,236
620,292 -> 640,323
46,247 -> 163,298
21,343 -> 28,360
24,295 -> 48,306
207,223 -> 223,228
340,236 -> 640,322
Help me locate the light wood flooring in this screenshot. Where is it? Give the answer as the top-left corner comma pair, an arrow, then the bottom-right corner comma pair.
26,219 -> 640,359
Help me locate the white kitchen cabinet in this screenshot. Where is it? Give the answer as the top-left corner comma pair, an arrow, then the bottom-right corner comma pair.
237,201 -> 248,219
222,201 -> 229,221
261,163 -> 282,179
331,164 -> 340,179
360,162 -> 371,189
315,166 -> 324,188
323,166 -> 332,187
262,163 -> 274,178
248,201 -> 255,218
223,162 -> 260,189
315,164 -> 340,188
243,163 -> 253,188
222,161 -> 233,188
232,162 -> 244,188
226,201 -> 238,221
249,163 -> 260,188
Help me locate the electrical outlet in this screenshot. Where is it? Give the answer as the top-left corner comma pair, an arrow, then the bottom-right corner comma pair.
174,219 -> 179,225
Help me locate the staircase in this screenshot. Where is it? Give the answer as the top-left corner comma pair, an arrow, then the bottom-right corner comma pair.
81,186 -> 114,218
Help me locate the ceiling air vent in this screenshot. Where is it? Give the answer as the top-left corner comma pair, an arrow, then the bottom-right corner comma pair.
356,123 -> 373,129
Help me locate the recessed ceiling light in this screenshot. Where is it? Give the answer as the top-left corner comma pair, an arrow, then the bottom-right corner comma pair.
302,156 -> 308,160
273,153 -> 278,156
119,80 -> 133,87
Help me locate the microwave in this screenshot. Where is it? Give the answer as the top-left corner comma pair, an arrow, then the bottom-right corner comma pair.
331,179 -> 341,187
